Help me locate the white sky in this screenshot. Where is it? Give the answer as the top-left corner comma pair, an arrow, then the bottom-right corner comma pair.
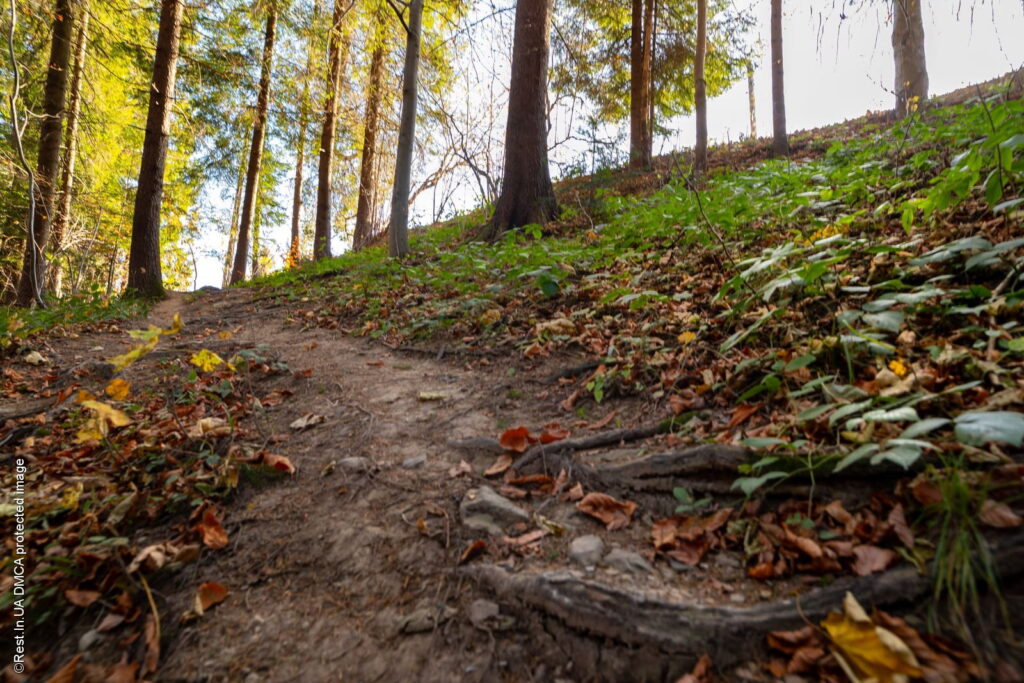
192,0 -> 1024,288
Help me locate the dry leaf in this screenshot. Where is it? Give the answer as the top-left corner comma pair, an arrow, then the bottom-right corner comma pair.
64,589 -> 102,608
484,453 -> 514,477
539,427 -> 570,443
458,540 -> 487,564
675,653 -> 712,683
197,581 -> 229,611
979,499 -> 1023,528
499,426 -> 533,452
290,413 -> 325,430
448,460 -> 473,478
104,378 -> 131,401
187,417 -> 231,439
577,492 -> 637,531
823,592 -> 923,681
105,657 -> 139,683
887,504 -> 915,548
44,654 -> 82,683
196,508 -> 228,549
144,614 -> 160,673
851,545 -> 897,576
260,452 -> 296,474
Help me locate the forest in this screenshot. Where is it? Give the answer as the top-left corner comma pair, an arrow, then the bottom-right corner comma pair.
2,0 -> 1024,680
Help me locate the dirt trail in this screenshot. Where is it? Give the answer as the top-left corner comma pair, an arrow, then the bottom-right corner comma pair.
135,289 -> 563,682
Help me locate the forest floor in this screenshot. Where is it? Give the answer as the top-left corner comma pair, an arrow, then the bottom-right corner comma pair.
5,72 -> 1024,682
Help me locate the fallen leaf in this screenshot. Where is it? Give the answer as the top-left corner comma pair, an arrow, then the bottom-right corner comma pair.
44,654 -> 82,683
887,504 -> 915,548
727,403 -> 759,429
64,589 -> 102,608
587,410 -> 618,430
651,518 -> 678,549
196,581 -> 229,611
459,540 -> 487,564
504,529 -> 548,546
23,350 -> 46,366
290,413 -> 325,430
539,427 -> 570,443
666,538 -> 710,565
561,482 -> 584,501
196,508 -> 228,549
499,425 -> 534,452
187,417 -> 231,439
418,391 -> 446,401
96,612 -> 126,632
104,378 -> 131,401
577,492 -> 637,531
484,453 -> 514,477
190,348 -> 226,372
144,614 -> 160,673
449,460 -> 473,478
105,657 -> 139,683
260,452 -> 296,474
851,545 -> 897,576
675,653 -> 712,683
767,625 -> 820,654
910,477 -> 943,506
979,499 -> 1023,528
823,592 -> 922,681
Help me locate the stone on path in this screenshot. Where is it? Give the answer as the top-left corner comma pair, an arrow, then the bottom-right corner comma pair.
569,535 -> 605,568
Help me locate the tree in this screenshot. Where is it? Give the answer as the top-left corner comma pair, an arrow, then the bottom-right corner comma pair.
770,0 -> 789,156
694,0 -> 708,175
892,0 -> 927,119
629,0 -> 654,168
288,3 -> 321,268
48,2 -> 90,298
481,0 -> 558,240
230,5 -> 278,285
388,0 -> 424,258
14,0 -> 74,307
353,14 -> 388,251
126,0 -> 184,298
313,0 -> 352,260
747,61 -> 756,138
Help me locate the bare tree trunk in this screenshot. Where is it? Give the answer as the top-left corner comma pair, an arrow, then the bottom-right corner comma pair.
288,7 -> 319,269
353,33 -> 386,251
313,0 -> 350,260
222,148 -> 246,287
388,0 -> 423,259
48,2 -> 89,299
230,6 -> 277,285
640,0 -> 654,166
694,0 -> 708,175
892,0 -> 927,119
628,0 -> 654,168
15,0 -> 74,306
126,0 -> 183,298
770,0 -> 789,157
747,62 -> 756,138
481,0 -> 557,240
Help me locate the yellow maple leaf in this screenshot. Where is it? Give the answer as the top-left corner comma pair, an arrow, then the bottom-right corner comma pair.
678,331 -> 697,345
109,336 -> 159,371
105,378 -> 131,401
822,592 -> 922,682
81,399 -> 132,430
190,349 -> 225,372
111,313 -> 184,370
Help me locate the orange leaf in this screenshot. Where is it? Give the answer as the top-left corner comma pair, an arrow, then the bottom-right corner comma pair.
727,403 -> 759,429
675,653 -> 713,683
539,427 -> 570,444
499,426 -> 534,452
587,410 -> 618,430
651,518 -> 678,549
197,581 -> 229,611
577,492 -> 637,531
458,540 -> 487,564
45,654 -> 82,683
105,657 -> 139,683
196,508 -> 228,549
261,452 -> 296,474
64,589 -> 102,608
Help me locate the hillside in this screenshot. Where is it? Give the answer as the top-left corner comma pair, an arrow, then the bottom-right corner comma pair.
3,75 -> 1024,681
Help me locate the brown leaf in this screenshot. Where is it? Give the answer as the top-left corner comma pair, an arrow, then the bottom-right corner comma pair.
458,540 -> 487,564
747,561 -> 775,580
196,581 -> 229,611
499,426 -> 533,452
824,499 -> 854,526
587,410 -> 618,430
260,452 -> 296,474
561,482 -> 584,502
666,538 -> 709,565
539,427 -> 570,444
144,614 -> 160,673
504,529 -> 548,546
448,460 -> 473,478
45,655 -> 82,683
979,499 -> 1023,529
96,612 -> 126,632
789,646 -> 827,674
64,589 -> 102,608
674,653 -> 712,683
727,403 -> 759,429
872,610 -> 962,681
911,478 -> 943,506
105,657 -> 139,683
652,518 -> 678,549
484,453 -> 513,476
701,508 -> 733,534
767,625 -> 819,654
196,508 -> 228,550
851,544 -> 897,576
577,492 -> 637,531
888,504 -> 915,548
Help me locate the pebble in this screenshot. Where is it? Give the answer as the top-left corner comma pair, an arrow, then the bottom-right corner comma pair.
337,457 -> 372,473
569,535 -> 605,567
603,548 -> 653,574
460,487 -> 530,530
401,455 -> 427,469
730,593 -> 747,604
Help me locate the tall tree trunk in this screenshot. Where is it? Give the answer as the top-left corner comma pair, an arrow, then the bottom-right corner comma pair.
353,35 -> 386,251
230,7 -> 277,285
482,0 -> 557,240
288,2 -> 321,268
126,0 -> 183,298
770,0 -> 789,156
629,0 -> 654,168
694,0 -> 708,175
222,148 -> 246,287
640,0 -> 654,165
388,0 -> 423,259
313,0 -> 350,261
48,2 -> 89,299
15,0 -> 74,306
747,62 -> 756,138
892,0 -> 927,119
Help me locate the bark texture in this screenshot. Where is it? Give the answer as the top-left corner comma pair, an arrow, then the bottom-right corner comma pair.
222,148 -> 246,287
353,35 -> 386,251
693,0 -> 708,175
747,62 -> 756,138
126,0 -> 183,298
313,0 -> 350,260
48,3 -> 90,298
892,0 -> 928,119
15,0 -> 74,306
288,6 -> 319,269
629,0 -> 654,168
770,0 -> 789,156
230,7 -> 277,285
482,0 -> 557,240
388,0 -> 423,259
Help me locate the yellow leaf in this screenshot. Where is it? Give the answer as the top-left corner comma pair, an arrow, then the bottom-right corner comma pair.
80,399 -> 132,428
105,378 -> 131,401
60,482 -> 84,510
190,349 -> 225,372
888,358 -> 909,378
76,419 -> 104,443
218,330 -> 233,340
75,389 -> 97,403
109,336 -> 159,371
678,331 -> 697,345
822,592 -> 922,682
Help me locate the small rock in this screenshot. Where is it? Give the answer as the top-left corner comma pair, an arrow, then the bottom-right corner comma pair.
730,593 -> 747,604
668,558 -> 695,572
402,455 -> 427,469
461,514 -> 505,537
713,553 -> 742,569
460,487 -> 530,530
78,629 -> 101,652
603,548 -> 653,574
569,535 -> 605,567
397,605 -> 456,634
468,598 -> 516,631
337,457 -> 372,473
243,673 -> 261,683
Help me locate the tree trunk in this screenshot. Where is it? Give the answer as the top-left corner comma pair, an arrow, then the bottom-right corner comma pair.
313,0 -> 350,261
892,0 -> 927,119
125,0 -> 183,298
628,0 -> 654,169
694,0 -> 708,176
640,0 -> 654,166
48,2 -> 89,299
353,34 -> 386,252
222,149 -> 246,287
288,7 -> 319,269
747,62 -> 756,138
388,0 -> 423,259
230,7 -> 277,285
770,0 -> 788,157
481,0 -> 558,240
14,0 -> 74,307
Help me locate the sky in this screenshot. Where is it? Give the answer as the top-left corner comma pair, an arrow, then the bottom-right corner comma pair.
193,0 -> 1024,288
